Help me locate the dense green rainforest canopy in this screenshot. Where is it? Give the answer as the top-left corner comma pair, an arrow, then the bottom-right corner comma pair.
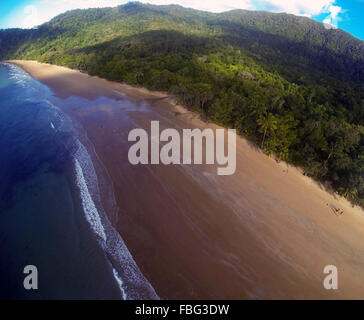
1,2 -> 364,206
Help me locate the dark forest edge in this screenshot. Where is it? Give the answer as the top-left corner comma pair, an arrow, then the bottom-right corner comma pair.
1,2 -> 364,207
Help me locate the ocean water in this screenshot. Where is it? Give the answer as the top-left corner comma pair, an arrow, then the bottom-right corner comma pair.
0,63 -> 157,299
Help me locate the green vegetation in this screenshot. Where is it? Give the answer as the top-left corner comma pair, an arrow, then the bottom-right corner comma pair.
1,2 -> 364,206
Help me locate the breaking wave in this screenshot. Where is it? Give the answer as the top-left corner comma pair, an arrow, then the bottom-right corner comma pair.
73,139 -> 159,300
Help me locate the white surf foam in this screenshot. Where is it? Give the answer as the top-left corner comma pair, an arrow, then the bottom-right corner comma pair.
112,268 -> 128,300
74,140 -> 159,300
5,62 -> 159,300
74,158 -> 107,242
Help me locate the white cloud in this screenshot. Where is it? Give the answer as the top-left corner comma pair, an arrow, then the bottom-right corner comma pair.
2,0 -> 344,29
4,0 -> 124,28
322,5 -> 342,28
254,1 -> 343,28
253,0 -> 335,16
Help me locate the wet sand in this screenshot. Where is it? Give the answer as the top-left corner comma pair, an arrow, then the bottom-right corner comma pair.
9,60 -> 364,299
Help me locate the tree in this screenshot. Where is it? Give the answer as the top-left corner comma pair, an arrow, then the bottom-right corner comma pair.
257,112 -> 278,149
341,187 -> 358,204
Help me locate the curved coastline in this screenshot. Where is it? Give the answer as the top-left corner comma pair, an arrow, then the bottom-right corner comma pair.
3,61 -> 159,299
7,59 -> 364,299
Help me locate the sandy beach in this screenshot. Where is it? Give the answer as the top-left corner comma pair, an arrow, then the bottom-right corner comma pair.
8,60 -> 364,299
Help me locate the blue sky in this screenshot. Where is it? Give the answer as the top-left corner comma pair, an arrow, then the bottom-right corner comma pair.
0,0 -> 363,40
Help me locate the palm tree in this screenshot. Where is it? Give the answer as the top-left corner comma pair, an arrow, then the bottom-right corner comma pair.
257,112 -> 278,149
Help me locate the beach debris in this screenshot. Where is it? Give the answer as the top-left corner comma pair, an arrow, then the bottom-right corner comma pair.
329,204 -> 344,216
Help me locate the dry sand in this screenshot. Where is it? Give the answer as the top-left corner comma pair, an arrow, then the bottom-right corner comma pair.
8,60 -> 364,299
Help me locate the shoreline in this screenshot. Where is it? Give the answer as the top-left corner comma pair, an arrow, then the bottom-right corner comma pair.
7,59 -> 364,299
6,60 -> 171,101
7,60 -> 361,214
3,60 -> 159,299
70,108 -> 159,300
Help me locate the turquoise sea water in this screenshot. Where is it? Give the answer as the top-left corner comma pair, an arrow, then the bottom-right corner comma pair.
0,63 -> 157,299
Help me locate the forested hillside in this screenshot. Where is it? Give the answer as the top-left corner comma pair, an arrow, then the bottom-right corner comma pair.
1,2 -> 364,206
